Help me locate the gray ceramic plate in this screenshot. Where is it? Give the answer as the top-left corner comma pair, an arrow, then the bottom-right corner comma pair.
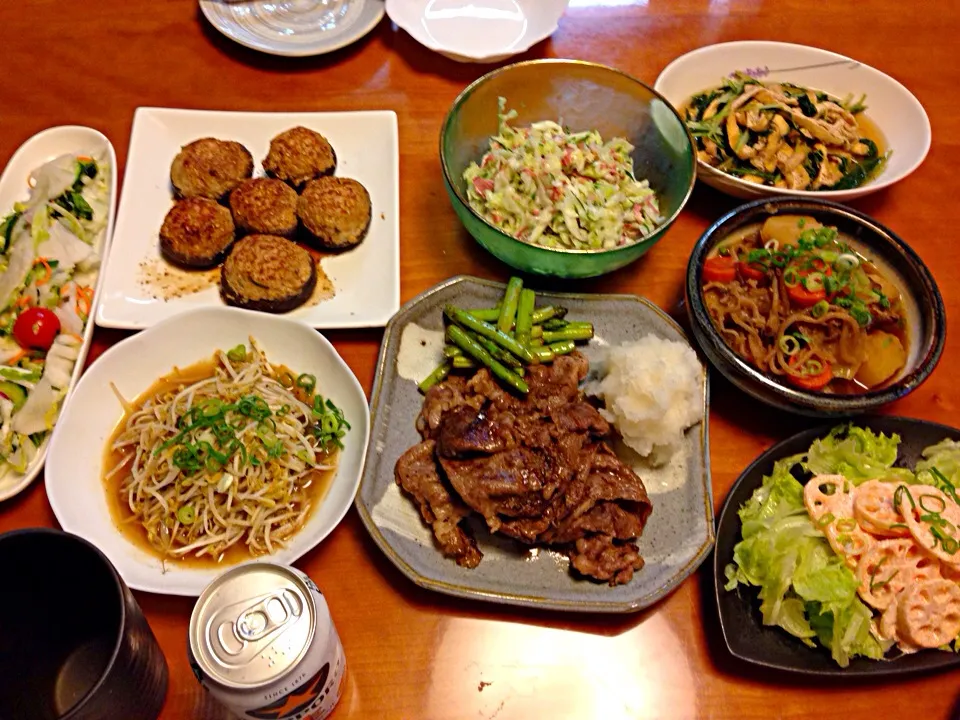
355,276 -> 714,613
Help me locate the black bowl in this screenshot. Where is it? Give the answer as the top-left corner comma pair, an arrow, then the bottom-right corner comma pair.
714,415 -> 960,677
686,197 -> 945,417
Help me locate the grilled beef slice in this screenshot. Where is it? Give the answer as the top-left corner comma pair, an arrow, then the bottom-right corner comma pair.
396,353 -> 652,585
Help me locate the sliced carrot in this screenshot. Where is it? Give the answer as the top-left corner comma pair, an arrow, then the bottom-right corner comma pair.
737,261 -> 767,282
788,356 -> 833,391
703,255 -> 737,283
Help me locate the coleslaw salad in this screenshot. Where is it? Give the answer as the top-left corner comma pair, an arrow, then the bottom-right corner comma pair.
463,98 -> 662,251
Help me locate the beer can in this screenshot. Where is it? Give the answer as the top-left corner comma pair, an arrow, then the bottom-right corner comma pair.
188,563 -> 345,720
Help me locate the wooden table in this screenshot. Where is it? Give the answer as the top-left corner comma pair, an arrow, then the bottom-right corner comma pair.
2,1 -> 958,718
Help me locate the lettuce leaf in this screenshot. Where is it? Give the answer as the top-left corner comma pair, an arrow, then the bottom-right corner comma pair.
726,425 -> 905,667
916,439 -> 960,504
804,424 -> 913,484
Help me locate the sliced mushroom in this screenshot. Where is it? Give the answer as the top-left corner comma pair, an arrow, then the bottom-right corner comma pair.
788,110 -> 847,145
729,86 -> 763,112
745,106 -> 772,132
814,154 -> 844,189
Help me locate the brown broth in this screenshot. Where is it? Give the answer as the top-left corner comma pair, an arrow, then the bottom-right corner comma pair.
102,358 -> 339,568
702,220 -> 909,395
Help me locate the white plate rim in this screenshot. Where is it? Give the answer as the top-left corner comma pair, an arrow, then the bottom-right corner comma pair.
198,0 -> 385,58
385,0 -> 568,63
0,125 -> 118,503
653,40 -> 932,200
45,305 -> 371,595
95,106 -> 400,331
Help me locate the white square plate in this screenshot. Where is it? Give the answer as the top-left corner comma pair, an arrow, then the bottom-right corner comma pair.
96,107 -> 400,329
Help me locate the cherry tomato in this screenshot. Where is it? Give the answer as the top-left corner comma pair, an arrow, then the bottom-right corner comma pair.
703,255 -> 736,283
13,307 -> 61,351
787,356 -> 833,391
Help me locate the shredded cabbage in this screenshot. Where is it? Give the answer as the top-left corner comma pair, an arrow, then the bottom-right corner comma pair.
462,98 -> 662,251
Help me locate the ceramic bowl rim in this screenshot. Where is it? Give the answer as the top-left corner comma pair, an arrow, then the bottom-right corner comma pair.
439,58 -> 697,257
685,196 -> 946,413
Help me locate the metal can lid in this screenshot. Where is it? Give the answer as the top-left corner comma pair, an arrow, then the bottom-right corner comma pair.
189,563 -> 316,689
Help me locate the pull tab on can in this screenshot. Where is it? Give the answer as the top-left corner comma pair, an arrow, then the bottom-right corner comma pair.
210,588 -> 304,664
190,565 -> 317,688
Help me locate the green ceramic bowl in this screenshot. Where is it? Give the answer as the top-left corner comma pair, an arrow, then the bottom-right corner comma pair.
440,59 -> 696,279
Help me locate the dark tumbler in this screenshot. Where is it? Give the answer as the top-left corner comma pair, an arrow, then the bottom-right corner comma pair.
0,528 -> 168,720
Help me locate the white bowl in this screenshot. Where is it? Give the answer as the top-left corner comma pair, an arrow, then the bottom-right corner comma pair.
0,126 -> 117,502
654,41 -> 931,201
386,0 -> 568,63
45,306 -> 371,596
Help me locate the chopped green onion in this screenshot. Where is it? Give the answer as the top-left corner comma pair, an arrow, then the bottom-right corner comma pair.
783,267 -> 800,287
919,494 -> 947,514
176,505 -> 196,524
226,344 -> 247,363
834,253 -> 860,271
803,272 -> 825,291
810,300 -> 830,318
296,373 -> 317,394
836,518 -> 858,533
778,335 -> 801,356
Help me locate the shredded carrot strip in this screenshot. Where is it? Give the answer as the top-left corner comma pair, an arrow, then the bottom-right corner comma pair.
7,350 -> 28,365
76,155 -> 93,162
75,286 -> 94,317
15,295 -> 31,309
33,257 -> 52,285
66,333 -> 83,343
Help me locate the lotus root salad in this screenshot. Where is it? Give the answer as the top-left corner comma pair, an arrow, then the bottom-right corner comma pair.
0,151 -> 109,479
463,98 -> 661,250
726,425 -> 960,666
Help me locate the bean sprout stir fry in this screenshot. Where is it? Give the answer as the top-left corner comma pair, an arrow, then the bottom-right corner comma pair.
107,340 -> 349,562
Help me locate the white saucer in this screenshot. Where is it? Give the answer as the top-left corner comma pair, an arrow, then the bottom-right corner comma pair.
386,0 -> 568,63
199,0 -> 385,57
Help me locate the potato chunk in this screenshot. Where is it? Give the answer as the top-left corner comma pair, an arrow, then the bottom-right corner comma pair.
855,331 -> 906,388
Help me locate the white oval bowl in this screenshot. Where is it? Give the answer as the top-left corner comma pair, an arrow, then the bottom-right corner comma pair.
386,0 -> 568,63
0,126 -> 117,502
654,41 -> 931,201
45,306 -> 371,596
